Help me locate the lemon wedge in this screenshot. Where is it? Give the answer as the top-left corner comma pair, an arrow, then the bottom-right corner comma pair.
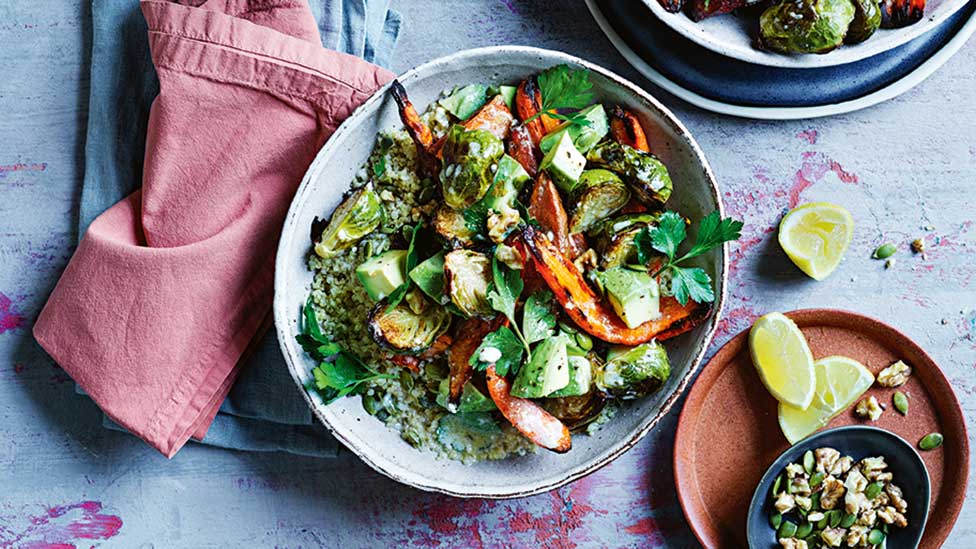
779,356 -> 875,444
750,312 -> 815,409
778,202 -> 854,280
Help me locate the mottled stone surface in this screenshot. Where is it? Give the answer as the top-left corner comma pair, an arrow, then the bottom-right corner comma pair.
0,0 -> 973,547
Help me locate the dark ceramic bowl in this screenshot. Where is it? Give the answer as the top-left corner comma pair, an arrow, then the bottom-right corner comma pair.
747,426 -> 931,548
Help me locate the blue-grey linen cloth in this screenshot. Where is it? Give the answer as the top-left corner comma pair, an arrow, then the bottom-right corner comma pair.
78,0 -> 401,457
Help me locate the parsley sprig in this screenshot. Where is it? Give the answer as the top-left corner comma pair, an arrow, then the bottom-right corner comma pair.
635,211 -> 743,306
523,65 -> 595,126
298,298 -> 394,403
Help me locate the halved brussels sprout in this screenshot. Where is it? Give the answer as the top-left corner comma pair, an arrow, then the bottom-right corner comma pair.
586,141 -> 672,206
439,124 -> 505,210
759,0 -> 856,54
433,204 -> 476,246
569,169 -> 631,235
846,0 -> 881,43
596,213 -> 662,269
367,293 -> 451,354
597,341 -> 671,400
443,249 -> 494,318
542,391 -> 607,432
313,185 -> 384,258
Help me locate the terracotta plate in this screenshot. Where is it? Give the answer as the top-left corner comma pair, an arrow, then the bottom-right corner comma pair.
674,309 -> 969,548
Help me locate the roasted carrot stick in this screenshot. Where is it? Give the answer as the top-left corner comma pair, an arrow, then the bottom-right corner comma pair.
520,225 -> 711,345
609,105 -> 650,153
390,80 -> 439,178
507,124 -> 539,177
485,365 -> 571,453
461,95 -> 514,141
527,173 -> 585,259
447,316 -> 504,403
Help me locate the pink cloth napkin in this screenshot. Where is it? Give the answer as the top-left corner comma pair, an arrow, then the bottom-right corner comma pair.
34,0 -> 394,458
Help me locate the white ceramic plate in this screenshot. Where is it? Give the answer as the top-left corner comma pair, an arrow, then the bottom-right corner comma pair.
589,0 -> 976,119
274,46 -> 727,498
642,0 -> 970,69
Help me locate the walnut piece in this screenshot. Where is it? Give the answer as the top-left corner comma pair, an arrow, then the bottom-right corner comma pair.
855,396 -> 884,421
886,483 -> 908,514
815,447 -> 841,473
846,525 -> 870,547
779,539 -> 808,549
774,492 -> 796,514
820,476 -> 846,510
877,360 -> 912,387
821,527 -> 847,547
878,506 -> 909,528
829,456 -> 853,476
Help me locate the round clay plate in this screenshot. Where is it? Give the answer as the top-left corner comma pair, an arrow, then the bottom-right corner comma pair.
673,309 -> 969,547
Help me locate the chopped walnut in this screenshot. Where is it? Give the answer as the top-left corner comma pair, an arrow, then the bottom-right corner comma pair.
857,509 -> 877,526
790,476 -> 812,497
774,492 -> 796,514
855,396 -> 884,421
846,524 -> 870,547
807,511 -> 825,522
877,360 -> 912,388
795,495 -> 812,511
829,456 -> 853,476
820,476 -> 846,510
821,527 -> 847,547
494,243 -> 524,270
886,483 -> 908,513
844,468 -> 868,493
878,506 -> 908,528
860,456 -> 888,480
786,462 -> 806,479
572,248 -> 597,273
779,539 -> 808,549
815,447 -> 841,473
487,206 -> 520,244
845,490 -> 870,515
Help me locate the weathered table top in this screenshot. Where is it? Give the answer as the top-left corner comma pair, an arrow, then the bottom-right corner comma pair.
1,0 -> 973,547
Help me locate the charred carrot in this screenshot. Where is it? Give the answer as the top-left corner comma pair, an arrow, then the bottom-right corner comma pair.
609,105 -> 650,153
485,365 -> 571,453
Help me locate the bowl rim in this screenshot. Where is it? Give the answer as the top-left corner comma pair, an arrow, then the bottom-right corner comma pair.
273,45 -> 728,498
638,0 -> 972,70
745,425 -> 932,546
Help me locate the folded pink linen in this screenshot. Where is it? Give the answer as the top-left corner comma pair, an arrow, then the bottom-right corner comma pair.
34,0 -> 394,457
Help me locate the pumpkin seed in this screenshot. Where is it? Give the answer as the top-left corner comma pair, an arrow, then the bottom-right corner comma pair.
770,512 -> 783,529
399,370 -> 415,391
867,528 -> 886,545
873,242 -> 897,259
772,474 -> 783,496
841,513 -> 857,528
817,515 -> 828,529
803,450 -> 815,473
865,481 -> 884,500
919,432 -> 944,450
575,331 -> 594,352
893,391 -> 909,415
795,522 -> 813,538
810,492 -> 821,510
363,240 -> 374,259
810,471 -> 825,488
361,393 -> 382,416
829,510 -> 842,528
777,520 -> 797,538
417,185 -> 435,204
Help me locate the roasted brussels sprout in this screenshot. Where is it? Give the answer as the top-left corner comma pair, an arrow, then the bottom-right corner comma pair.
586,141 -> 672,206
596,213 -> 661,269
542,391 -> 607,432
443,249 -> 494,317
569,169 -> 631,235
846,0 -> 882,43
439,124 -> 505,210
597,342 -> 671,400
759,0 -> 856,54
433,204 -> 476,246
313,185 -> 383,258
367,293 -> 451,353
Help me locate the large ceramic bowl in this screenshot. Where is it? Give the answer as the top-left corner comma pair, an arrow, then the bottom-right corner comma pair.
641,0 -> 971,69
274,46 -> 726,498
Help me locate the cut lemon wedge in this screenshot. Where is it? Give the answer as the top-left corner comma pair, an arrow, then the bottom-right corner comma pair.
778,202 -> 854,281
779,356 -> 875,444
749,312 -> 815,410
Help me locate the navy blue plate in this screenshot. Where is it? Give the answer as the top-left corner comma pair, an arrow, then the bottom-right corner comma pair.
595,0 -> 975,108
747,426 -> 931,549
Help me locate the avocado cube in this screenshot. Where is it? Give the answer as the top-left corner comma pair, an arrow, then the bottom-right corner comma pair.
438,83 -> 488,120
540,131 -> 586,194
356,249 -> 407,301
539,104 -> 609,155
547,355 -> 593,397
510,334 -> 570,398
498,85 -> 517,111
409,251 -> 448,303
600,267 -> 661,329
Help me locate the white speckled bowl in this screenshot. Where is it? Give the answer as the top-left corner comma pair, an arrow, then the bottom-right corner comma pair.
641,0 -> 971,69
274,46 -> 726,498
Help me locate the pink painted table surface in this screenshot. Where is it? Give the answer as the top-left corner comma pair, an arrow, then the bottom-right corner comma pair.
1,0 -> 974,547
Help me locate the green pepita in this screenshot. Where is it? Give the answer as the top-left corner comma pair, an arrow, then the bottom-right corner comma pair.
873,242 -> 897,259
399,370 -> 415,391
575,331 -> 593,352
865,481 -> 884,500
894,391 -> 909,415
803,449 -> 815,473
817,515 -> 828,529
777,520 -> 797,539
772,474 -> 783,496
417,185 -> 435,204
770,512 -> 783,529
810,492 -> 821,510
829,510 -> 842,528
361,393 -> 383,416
919,432 -> 944,450
810,471 -> 825,488
867,528 -> 886,545
840,513 -> 857,528
363,240 -> 374,259
795,522 -> 813,538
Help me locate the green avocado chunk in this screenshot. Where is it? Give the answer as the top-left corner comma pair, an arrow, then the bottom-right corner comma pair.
540,131 -> 586,195
599,267 -> 661,329
438,83 -> 488,120
409,251 -> 447,304
356,249 -> 407,301
511,334 -> 570,398
436,378 -> 498,413
547,355 -> 593,398
539,104 -> 609,156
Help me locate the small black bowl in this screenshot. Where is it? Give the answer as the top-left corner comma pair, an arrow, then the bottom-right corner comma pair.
747,426 -> 930,548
